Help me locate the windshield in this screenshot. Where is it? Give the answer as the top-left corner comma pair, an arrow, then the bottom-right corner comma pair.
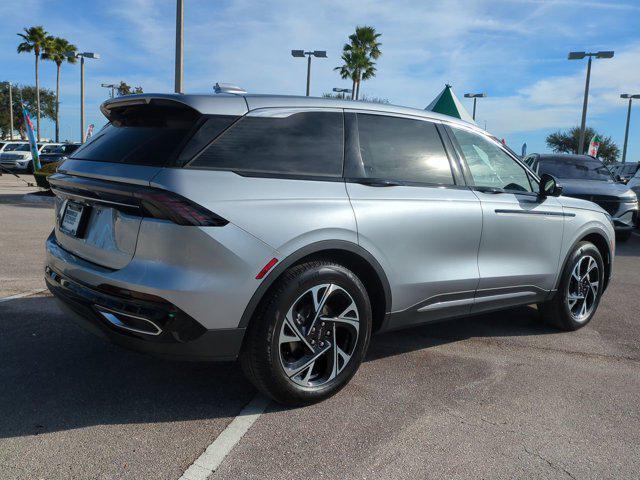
538,158 -> 613,181
4,143 -> 30,152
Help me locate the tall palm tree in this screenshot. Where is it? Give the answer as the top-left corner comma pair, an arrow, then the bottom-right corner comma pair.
335,26 -> 382,100
335,51 -> 359,100
43,36 -> 77,142
17,26 -> 49,141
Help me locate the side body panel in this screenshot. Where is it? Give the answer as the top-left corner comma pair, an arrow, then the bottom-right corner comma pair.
471,191 -> 565,312
347,183 -> 483,328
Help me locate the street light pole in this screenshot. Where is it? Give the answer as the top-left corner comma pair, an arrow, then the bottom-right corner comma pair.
292,50 -> 327,96
620,94 -> 640,164
464,93 -> 487,121
7,82 -> 14,141
71,52 -> 100,142
175,0 -> 184,93
80,55 -> 85,142
577,55 -> 592,155
333,87 -> 353,99
568,50 -> 614,155
306,55 -> 312,97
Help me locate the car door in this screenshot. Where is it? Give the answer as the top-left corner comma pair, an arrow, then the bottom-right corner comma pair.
445,125 -> 564,314
344,111 -> 483,330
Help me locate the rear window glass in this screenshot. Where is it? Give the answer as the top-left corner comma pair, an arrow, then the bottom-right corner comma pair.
189,111 -> 344,177
354,114 -> 454,185
70,103 -> 199,166
538,158 -> 613,181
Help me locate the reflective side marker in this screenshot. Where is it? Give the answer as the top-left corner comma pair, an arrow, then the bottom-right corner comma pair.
256,258 -> 278,279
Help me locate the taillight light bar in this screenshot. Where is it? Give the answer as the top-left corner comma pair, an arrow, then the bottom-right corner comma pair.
48,173 -> 228,227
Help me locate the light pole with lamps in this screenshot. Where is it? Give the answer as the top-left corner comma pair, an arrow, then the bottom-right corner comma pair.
464,92 -> 486,120
333,87 -> 352,99
568,50 -> 614,154
620,94 -> 640,164
101,83 -> 117,99
69,52 -> 100,142
291,50 -> 327,96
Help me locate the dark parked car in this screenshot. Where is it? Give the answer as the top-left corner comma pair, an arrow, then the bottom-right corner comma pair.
39,143 -> 81,166
609,162 -> 639,184
524,154 -> 637,240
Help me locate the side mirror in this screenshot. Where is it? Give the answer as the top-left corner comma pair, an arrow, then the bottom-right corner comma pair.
539,173 -> 563,197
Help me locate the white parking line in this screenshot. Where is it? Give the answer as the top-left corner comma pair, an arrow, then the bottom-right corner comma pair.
0,288 -> 47,303
178,394 -> 270,480
632,231 -> 640,238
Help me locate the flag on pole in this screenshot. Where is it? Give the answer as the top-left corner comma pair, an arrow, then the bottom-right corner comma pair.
588,135 -> 602,157
21,103 -> 41,171
85,123 -> 95,141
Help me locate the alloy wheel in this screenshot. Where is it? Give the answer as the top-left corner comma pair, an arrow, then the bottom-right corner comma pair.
566,255 -> 599,322
278,284 -> 360,387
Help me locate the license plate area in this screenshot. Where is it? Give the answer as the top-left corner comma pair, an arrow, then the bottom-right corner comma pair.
60,201 -> 89,238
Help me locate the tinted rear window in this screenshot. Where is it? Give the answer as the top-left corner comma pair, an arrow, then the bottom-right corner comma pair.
189,111 -> 344,177
539,157 -> 613,181
70,103 -> 199,166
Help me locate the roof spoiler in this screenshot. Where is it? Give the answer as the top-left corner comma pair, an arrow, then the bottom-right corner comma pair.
99,95 -> 198,121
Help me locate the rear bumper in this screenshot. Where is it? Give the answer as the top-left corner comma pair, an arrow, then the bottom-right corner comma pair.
46,266 -> 245,361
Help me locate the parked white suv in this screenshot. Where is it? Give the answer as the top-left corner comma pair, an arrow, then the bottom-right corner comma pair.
0,142 -> 63,173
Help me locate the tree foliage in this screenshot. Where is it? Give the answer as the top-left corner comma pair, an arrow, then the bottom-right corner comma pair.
335,26 -> 382,100
0,83 -> 56,139
546,126 -> 619,164
116,81 -> 143,96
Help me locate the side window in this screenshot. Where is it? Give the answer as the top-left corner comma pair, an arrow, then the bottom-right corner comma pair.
450,127 -> 533,192
354,114 -> 454,185
189,111 -> 343,177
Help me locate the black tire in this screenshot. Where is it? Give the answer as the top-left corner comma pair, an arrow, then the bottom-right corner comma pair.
240,260 -> 372,406
26,162 -> 34,174
538,241 -> 604,331
616,231 -> 631,242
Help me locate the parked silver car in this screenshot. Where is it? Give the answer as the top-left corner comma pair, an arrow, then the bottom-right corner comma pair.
46,93 -> 615,405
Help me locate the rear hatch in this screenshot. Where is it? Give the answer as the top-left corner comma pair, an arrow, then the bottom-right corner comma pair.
49,97 -> 241,270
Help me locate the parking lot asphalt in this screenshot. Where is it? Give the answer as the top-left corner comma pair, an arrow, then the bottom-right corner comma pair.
0,173 -> 639,479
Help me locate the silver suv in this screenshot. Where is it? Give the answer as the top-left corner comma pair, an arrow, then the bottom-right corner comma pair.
46,94 -> 615,405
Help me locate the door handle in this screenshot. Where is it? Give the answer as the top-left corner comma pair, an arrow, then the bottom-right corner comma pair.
354,179 -> 402,187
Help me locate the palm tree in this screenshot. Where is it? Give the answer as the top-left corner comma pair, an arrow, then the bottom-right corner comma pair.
17,26 -> 49,141
335,26 -> 382,100
42,36 -> 77,142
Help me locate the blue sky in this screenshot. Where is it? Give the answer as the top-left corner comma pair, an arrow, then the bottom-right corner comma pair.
2,0 -> 639,159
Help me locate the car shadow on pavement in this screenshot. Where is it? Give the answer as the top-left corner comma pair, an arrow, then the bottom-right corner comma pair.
0,296 -> 256,439
0,296 -> 557,439
367,304 -> 557,361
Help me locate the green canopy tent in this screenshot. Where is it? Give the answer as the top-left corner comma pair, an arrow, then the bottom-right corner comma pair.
425,84 -> 475,124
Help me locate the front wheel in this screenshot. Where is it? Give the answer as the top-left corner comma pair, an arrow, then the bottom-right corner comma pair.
538,241 -> 604,331
240,260 -> 372,406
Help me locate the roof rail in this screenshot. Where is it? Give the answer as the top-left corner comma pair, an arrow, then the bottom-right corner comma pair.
214,83 -> 247,95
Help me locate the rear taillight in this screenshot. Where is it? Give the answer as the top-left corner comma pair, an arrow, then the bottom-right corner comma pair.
48,173 -> 228,227
137,190 -> 227,226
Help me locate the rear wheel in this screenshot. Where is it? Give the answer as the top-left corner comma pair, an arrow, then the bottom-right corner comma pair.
538,241 -> 604,331
240,260 -> 372,406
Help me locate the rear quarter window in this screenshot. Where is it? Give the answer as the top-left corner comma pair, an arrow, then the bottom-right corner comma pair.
188,111 -> 344,177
